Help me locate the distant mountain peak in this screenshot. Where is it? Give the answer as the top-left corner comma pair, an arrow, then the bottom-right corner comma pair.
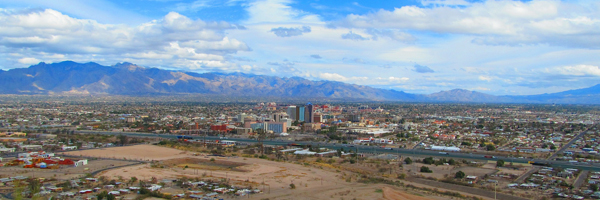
113,62 -> 144,71
0,61 -> 599,104
427,89 -> 498,102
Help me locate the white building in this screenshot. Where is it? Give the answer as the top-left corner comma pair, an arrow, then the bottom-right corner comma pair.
62,145 -> 77,150
431,145 -> 461,152
74,160 -> 88,167
0,147 -> 15,153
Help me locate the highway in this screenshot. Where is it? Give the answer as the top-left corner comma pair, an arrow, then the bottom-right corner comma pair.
76,130 -> 600,172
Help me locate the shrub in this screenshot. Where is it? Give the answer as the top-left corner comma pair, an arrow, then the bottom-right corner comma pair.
420,166 -> 432,173
496,160 -> 505,167
455,171 -> 465,179
398,173 -> 406,179
423,157 -> 434,165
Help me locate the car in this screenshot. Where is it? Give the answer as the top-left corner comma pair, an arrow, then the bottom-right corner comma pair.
384,147 -> 393,150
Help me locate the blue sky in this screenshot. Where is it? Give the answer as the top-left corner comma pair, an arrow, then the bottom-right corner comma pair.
1,0 -> 600,95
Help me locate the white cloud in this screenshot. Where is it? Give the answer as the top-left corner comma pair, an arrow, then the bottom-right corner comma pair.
551,65 -> 600,76
270,26 -> 311,37
373,76 -> 410,85
332,0 -> 600,48
341,31 -> 368,40
18,57 -> 40,64
421,0 -> 470,7
245,0 -> 321,24
478,75 -> 493,81
0,9 -> 250,71
366,29 -> 415,43
317,72 -> 368,82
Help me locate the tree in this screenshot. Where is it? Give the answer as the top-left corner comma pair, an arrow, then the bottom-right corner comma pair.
448,159 -> 456,165
398,173 -> 406,179
486,144 -> 496,151
28,178 -> 42,197
128,176 -> 138,186
423,157 -> 434,165
420,166 -> 432,173
117,134 -> 128,145
404,157 -> 413,164
496,160 -> 505,167
12,180 -> 24,200
455,171 -> 466,179
289,183 -> 296,189
590,184 -> 599,192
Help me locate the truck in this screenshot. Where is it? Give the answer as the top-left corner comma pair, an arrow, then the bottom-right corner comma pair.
484,155 -> 495,159
528,161 -> 551,167
177,135 -> 193,139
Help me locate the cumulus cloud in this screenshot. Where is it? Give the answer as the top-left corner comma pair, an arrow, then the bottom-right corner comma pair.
366,29 -> 415,43
341,31 -> 368,41
413,64 -> 434,73
310,54 -> 322,59
479,75 -> 493,81
18,57 -> 40,65
551,65 -> 600,77
270,26 -> 311,37
421,0 -> 470,7
246,0 -> 321,24
376,76 -> 410,83
332,1 -> 600,48
317,72 -> 368,82
0,9 -> 250,70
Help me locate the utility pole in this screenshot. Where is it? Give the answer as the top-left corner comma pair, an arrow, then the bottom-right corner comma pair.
495,183 -> 497,200
356,145 -> 359,164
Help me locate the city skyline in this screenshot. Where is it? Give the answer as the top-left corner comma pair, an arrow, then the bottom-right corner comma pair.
1,0 -> 600,95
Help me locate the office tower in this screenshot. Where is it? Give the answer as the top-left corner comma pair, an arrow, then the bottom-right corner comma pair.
287,106 -> 297,121
305,103 -> 314,123
298,106 -> 305,122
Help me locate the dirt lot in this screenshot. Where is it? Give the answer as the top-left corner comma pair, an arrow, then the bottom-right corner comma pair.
70,144 -> 496,200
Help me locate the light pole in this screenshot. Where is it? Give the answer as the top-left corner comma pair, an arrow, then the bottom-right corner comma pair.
494,183 -> 497,200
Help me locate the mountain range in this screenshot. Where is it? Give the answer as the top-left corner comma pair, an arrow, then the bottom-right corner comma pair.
0,61 -> 598,104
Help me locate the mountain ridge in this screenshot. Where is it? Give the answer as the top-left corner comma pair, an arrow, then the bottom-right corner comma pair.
0,61 -> 599,104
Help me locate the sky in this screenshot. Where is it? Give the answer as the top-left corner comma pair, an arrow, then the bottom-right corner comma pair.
1,0 -> 600,95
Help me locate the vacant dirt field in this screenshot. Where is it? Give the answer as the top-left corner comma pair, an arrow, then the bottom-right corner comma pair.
84,145 -> 499,200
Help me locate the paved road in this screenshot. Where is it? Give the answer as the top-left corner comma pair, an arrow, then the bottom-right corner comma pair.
574,170 -> 590,189
515,166 -> 540,183
549,130 -> 588,160
77,130 -> 600,172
